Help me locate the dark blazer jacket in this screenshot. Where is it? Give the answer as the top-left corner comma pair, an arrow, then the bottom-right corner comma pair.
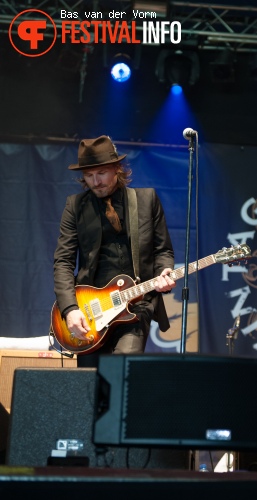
54,187 -> 174,332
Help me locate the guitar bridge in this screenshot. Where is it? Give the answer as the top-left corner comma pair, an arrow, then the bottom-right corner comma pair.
84,303 -> 93,321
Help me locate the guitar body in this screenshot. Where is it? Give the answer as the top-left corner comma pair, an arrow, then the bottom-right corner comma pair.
51,243 -> 251,355
51,274 -> 142,355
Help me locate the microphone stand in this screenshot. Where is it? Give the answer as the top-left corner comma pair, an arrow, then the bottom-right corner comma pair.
223,316 -> 240,471
226,316 -> 240,356
180,132 -> 196,354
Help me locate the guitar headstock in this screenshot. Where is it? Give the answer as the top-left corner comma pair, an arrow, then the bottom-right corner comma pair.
214,243 -> 251,264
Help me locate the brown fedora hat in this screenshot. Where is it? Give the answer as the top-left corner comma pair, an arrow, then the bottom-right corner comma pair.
68,135 -> 127,170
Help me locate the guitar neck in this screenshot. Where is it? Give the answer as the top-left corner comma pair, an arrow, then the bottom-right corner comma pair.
120,254 -> 216,301
171,254 -> 216,281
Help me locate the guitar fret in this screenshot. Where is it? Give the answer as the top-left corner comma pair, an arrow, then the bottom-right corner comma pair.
174,256 -> 216,278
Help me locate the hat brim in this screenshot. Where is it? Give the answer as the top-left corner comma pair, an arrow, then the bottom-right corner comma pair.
68,154 -> 127,170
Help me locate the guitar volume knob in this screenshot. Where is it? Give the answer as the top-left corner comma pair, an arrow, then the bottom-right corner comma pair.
86,334 -> 94,343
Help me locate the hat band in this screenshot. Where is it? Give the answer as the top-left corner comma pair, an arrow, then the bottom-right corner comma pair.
78,151 -> 118,166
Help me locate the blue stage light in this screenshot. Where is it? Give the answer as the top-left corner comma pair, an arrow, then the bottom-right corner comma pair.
110,53 -> 132,83
171,84 -> 183,95
111,62 -> 131,82
155,49 -> 199,91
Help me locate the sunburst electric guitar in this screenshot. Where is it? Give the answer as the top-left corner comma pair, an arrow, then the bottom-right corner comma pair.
50,243 -> 251,355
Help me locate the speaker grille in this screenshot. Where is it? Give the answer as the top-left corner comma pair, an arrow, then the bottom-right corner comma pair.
121,355 -> 257,447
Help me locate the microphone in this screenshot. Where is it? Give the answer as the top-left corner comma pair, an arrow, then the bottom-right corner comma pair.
235,315 -> 240,329
226,315 -> 240,343
183,128 -> 197,140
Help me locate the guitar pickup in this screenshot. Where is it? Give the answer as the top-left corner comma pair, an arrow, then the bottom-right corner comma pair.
89,298 -> 103,318
110,290 -> 122,308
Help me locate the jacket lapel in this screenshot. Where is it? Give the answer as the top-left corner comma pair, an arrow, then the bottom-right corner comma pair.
126,187 -> 140,280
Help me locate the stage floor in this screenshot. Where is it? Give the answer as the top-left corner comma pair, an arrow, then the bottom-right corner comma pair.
1,466 -> 257,499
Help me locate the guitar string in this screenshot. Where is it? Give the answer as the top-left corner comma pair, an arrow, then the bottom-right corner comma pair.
79,248 -> 246,317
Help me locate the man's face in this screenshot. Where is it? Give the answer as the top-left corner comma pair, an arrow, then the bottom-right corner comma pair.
82,164 -> 118,198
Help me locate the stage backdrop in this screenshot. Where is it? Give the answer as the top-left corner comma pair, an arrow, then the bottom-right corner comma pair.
0,140 -> 256,357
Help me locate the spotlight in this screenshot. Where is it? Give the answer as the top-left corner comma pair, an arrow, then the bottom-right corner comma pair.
110,53 -> 132,83
171,84 -> 183,95
209,50 -> 236,83
155,49 -> 199,89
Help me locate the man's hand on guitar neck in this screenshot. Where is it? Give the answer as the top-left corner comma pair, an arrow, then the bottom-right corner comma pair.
154,268 -> 176,293
66,309 -> 92,341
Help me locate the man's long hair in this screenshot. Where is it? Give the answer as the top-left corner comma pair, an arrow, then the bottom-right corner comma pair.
78,161 -> 132,189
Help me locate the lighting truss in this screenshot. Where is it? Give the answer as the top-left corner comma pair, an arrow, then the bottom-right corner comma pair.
170,1 -> 257,53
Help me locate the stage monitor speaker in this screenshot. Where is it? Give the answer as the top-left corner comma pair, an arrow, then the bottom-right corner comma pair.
93,353 -> 257,451
6,367 -> 190,470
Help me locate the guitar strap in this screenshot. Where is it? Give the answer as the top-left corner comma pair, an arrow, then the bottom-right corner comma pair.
126,187 -> 140,282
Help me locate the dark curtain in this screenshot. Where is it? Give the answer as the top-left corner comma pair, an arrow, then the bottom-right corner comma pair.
0,141 -> 255,357
198,143 -> 257,356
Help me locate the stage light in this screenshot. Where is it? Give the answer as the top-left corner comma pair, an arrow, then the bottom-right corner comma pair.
110,54 -> 132,82
209,49 -> 236,83
155,49 -> 199,90
171,84 -> 183,95
111,63 -> 131,82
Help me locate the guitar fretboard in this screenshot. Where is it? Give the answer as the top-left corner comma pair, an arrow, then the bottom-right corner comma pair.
120,254 -> 216,302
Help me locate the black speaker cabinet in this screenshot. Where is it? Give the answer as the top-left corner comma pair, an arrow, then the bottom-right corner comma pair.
6,367 -> 190,469
0,402 -> 9,464
238,452 -> 257,471
93,353 -> 257,451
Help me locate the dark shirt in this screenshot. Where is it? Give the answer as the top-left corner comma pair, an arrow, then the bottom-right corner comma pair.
94,188 -> 135,287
